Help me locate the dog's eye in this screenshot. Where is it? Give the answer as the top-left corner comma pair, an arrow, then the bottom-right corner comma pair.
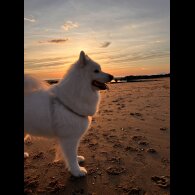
94,70 -> 99,73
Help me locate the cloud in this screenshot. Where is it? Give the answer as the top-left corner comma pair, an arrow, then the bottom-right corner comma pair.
24,56 -> 74,71
24,17 -> 36,23
38,38 -> 69,44
110,51 -> 169,64
61,21 -> 79,31
100,42 -> 111,48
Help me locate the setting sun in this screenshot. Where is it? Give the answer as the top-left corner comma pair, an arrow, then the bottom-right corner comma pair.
24,0 -> 170,80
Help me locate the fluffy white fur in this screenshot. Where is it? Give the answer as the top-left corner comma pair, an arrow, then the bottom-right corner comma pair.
24,51 -> 113,177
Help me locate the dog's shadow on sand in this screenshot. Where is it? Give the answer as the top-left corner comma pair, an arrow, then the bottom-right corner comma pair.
63,175 -> 88,194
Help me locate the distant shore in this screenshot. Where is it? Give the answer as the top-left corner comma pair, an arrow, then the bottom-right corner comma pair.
45,73 -> 170,85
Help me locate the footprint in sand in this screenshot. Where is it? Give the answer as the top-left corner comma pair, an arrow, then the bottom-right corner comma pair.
130,112 -> 144,120
151,176 -> 170,188
147,148 -> 157,153
32,152 -> 45,159
106,166 -> 126,175
127,187 -> 146,195
160,127 -> 168,131
131,135 -> 146,142
125,145 -> 139,152
138,141 -> 149,146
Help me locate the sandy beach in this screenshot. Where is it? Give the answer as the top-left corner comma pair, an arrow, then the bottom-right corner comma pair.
24,77 -> 170,195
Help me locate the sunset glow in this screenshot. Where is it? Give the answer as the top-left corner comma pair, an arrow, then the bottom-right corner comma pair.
24,0 -> 170,80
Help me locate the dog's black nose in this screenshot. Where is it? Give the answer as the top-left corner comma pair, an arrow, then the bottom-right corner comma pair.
109,74 -> 114,81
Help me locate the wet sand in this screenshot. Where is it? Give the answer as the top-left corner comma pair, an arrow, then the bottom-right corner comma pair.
24,78 -> 170,195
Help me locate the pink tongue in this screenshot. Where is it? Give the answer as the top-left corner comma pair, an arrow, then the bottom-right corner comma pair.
98,82 -> 109,90
93,81 -> 109,90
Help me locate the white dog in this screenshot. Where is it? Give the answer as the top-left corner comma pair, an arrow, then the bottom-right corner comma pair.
24,51 -> 113,177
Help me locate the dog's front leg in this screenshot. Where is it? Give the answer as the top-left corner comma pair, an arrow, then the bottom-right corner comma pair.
58,138 -> 87,177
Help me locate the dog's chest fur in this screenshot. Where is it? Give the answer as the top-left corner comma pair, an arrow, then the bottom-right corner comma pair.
24,91 -> 92,138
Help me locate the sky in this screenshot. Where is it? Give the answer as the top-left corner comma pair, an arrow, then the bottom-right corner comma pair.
24,0 -> 170,79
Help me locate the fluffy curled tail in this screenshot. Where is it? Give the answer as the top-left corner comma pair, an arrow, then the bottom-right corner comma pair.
24,74 -> 49,95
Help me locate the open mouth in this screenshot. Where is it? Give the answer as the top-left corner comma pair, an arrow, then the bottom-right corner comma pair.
92,80 -> 109,90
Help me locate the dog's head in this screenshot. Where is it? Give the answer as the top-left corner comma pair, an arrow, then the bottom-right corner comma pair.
77,51 -> 113,90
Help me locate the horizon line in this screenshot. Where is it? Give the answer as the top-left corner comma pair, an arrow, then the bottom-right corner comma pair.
44,72 -> 170,81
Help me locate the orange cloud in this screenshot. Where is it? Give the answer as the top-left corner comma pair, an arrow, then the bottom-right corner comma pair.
61,21 -> 79,31
38,38 -> 69,44
100,42 -> 111,48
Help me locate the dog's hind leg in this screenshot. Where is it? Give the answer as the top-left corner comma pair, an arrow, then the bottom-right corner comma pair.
24,152 -> 29,158
58,138 -> 87,177
24,132 -> 31,158
24,134 -> 31,143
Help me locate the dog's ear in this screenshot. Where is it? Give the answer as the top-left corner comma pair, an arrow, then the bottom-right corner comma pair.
85,55 -> 90,60
78,51 -> 87,67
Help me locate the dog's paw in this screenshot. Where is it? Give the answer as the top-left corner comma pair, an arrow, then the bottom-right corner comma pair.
24,135 -> 32,144
24,152 -> 29,159
77,155 -> 85,163
71,167 -> 87,177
